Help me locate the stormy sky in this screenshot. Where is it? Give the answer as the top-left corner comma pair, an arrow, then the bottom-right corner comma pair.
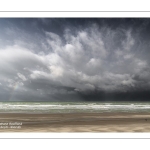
0,18 -> 150,101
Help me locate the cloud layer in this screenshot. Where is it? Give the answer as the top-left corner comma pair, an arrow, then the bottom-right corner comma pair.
0,18 -> 150,101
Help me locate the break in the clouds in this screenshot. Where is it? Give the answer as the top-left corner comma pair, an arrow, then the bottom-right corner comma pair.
0,18 -> 150,101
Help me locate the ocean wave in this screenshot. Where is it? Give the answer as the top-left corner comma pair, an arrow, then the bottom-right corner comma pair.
0,102 -> 150,113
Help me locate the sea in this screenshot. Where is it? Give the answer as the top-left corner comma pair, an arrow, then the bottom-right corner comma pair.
0,102 -> 150,113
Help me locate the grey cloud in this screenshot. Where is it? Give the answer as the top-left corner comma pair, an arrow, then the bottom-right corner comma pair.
0,19 -> 150,101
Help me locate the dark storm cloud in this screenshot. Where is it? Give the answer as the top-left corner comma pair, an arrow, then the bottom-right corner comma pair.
0,18 -> 150,101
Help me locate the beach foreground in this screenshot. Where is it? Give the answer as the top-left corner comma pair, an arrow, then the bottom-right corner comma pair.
0,113 -> 150,132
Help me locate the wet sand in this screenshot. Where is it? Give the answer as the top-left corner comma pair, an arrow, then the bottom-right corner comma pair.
0,112 -> 150,132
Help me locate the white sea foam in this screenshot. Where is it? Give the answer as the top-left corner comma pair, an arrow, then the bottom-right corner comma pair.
0,102 -> 150,113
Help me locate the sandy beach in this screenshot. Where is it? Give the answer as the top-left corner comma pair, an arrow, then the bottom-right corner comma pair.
0,112 -> 150,132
